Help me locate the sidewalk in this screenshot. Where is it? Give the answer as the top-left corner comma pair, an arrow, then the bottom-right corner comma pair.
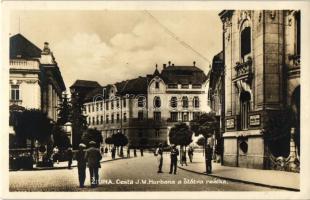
34,154 -> 131,170
178,153 -> 300,191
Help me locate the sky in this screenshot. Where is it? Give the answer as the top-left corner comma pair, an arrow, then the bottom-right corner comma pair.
10,10 -> 223,90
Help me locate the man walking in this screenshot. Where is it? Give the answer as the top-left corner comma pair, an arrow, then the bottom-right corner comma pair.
188,146 -> 194,163
85,141 -> 102,188
206,144 -> 212,174
76,143 -> 87,188
155,143 -> 163,173
67,147 -> 73,169
169,145 -> 179,175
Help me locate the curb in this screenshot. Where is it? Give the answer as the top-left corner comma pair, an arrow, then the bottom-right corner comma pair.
178,165 -> 300,192
10,157 -> 132,172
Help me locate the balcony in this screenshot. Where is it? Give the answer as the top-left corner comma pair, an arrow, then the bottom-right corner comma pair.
233,57 -> 253,83
288,54 -> 300,67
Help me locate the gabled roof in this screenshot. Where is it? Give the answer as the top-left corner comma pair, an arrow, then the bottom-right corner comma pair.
10,33 -> 42,59
70,80 -> 101,88
115,76 -> 149,95
160,65 -> 207,85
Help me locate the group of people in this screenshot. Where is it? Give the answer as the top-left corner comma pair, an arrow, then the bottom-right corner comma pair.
155,144 -> 212,175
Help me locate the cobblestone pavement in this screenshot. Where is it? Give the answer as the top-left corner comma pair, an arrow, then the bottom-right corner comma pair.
10,153 -> 283,191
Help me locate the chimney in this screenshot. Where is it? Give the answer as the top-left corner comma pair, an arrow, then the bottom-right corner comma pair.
163,64 -> 167,69
193,61 -> 196,66
168,61 -> 171,66
44,42 -> 49,49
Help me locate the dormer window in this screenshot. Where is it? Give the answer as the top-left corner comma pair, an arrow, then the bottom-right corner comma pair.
155,81 -> 160,89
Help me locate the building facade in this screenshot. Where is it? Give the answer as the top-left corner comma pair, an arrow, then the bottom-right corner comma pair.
9,34 -> 66,133
74,62 -> 209,148
219,10 -> 300,169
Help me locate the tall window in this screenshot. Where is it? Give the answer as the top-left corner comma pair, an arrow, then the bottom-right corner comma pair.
96,116 -> 99,125
92,117 -> 95,125
170,112 -> 178,122
240,22 -> 251,62
111,114 -> 114,123
182,96 -> 188,108
116,113 -> 120,123
154,96 -> 161,108
170,96 -> 178,108
100,116 -> 103,124
138,96 -> 144,107
116,99 -> 120,108
88,104 -> 91,113
10,85 -> 20,100
96,103 -> 99,111
123,113 -> 127,122
123,98 -> 126,108
154,111 -> 161,121
100,102 -> 103,111
138,111 -> 144,120
193,96 -> 199,108
240,92 -> 251,130
92,104 -> 94,112
155,81 -> 160,89
182,112 -> 189,122
111,101 -> 114,109
106,115 -> 109,124
106,101 -> 109,110
295,11 -> 300,55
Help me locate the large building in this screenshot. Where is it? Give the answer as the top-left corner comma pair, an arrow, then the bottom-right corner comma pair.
72,62 -> 209,148
9,34 -> 66,139
218,10 -> 300,169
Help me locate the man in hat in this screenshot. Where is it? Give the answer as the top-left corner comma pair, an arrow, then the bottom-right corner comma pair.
76,143 -> 87,188
169,145 -> 179,174
155,143 -> 164,173
85,141 -> 102,187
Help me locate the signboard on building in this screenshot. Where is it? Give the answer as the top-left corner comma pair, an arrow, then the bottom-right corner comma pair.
249,114 -> 260,126
226,118 -> 235,129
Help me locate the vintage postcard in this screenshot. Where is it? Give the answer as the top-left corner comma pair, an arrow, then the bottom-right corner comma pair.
1,0 -> 310,199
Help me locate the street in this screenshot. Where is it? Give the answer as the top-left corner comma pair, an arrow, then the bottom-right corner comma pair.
10,153 -> 282,192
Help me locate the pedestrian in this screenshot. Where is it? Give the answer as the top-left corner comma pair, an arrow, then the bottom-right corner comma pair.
181,147 -> 188,166
100,146 -> 104,155
76,143 -> 87,188
67,147 -> 73,169
105,147 -> 108,154
52,146 -> 59,164
188,146 -> 194,163
206,144 -> 212,174
127,147 -> 130,158
169,145 -> 179,175
134,148 -> 137,157
155,143 -> 163,173
140,148 -> 144,157
111,146 -> 116,159
85,141 -> 102,188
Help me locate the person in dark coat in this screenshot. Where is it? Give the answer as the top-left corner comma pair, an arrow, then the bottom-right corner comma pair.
206,144 -> 212,174
85,141 -> 102,187
169,145 -> 179,174
127,147 -> 130,158
188,146 -> 194,163
134,148 -> 137,157
111,146 -> 116,159
140,148 -> 144,157
76,143 -> 87,188
155,143 -> 164,173
67,147 -> 73,169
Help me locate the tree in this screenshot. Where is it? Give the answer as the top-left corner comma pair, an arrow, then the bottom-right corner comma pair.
82,128 -> 103,148
13,109 -> 53,154
190,112 -> 219,138
56,93 -> 71,126
70,92 -> 88,149
112,132 -> 128,157
262,107 -> 294,157
169,122 -> 193,147
52,125 -> 71,150
196,137 -> 205,146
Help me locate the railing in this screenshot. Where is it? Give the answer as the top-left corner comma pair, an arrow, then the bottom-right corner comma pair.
10,99 -> 23,106
10,59 -> 39,70
288,54 -> 300,67
233,57 -> 253,82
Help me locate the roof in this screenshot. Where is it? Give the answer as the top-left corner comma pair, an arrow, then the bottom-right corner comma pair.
115,76 -> 149,95
10,34 -> 42,59
160,65 -> 207,84
70,80 -> 101,89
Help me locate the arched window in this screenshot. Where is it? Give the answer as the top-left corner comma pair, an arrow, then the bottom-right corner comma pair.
170,96 -> 178,108
193,96 -> 199,108
240,92 -> 251,130
182,96 -> 188,108
154,96 -> 161,108
240,21 -> 251,62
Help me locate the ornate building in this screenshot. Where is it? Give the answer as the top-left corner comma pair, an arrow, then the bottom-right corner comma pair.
219,10 -> 300,169
73,62 -> 209,148
9,34 -> 66,133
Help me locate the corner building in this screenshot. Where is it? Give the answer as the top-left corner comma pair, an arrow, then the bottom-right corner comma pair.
219,10 -> 300,169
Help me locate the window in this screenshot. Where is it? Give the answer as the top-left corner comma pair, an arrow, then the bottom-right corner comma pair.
106,101 -> 109,110
96,116 -> 99,125
155,81 -> 160,89
116,113 -> 120,123
295,11 -> 300,55
181,84 -> 189,89
138,111 -> 144,120
168,84 -> 178,89
106,115 -> 109,124
92,117 -> 95,125
182,112 -> 189,122
100,102 -> 103,111
240,92 -> 251,130
138,96 -> 144,107
240,23 -> 251,62
111,101 -> 114,109
10,85 -> 20,100
111,114 -> 114,123
154,96 -> 161,108
193,96 -> 200,108
123,113 -> 127,122
182,96 -> 188,108
170,96 -> 177,108
116,99 -> 120,108
96,103 -> 99,111
170,112 -> 178,122
92,104 -> 94,112
155,129 -> 160,137
88,104 -> 91,113
154,111 -> 161,121
123,98 -> 126,108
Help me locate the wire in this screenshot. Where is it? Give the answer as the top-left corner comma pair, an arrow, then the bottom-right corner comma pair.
144,10 -> 212,66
